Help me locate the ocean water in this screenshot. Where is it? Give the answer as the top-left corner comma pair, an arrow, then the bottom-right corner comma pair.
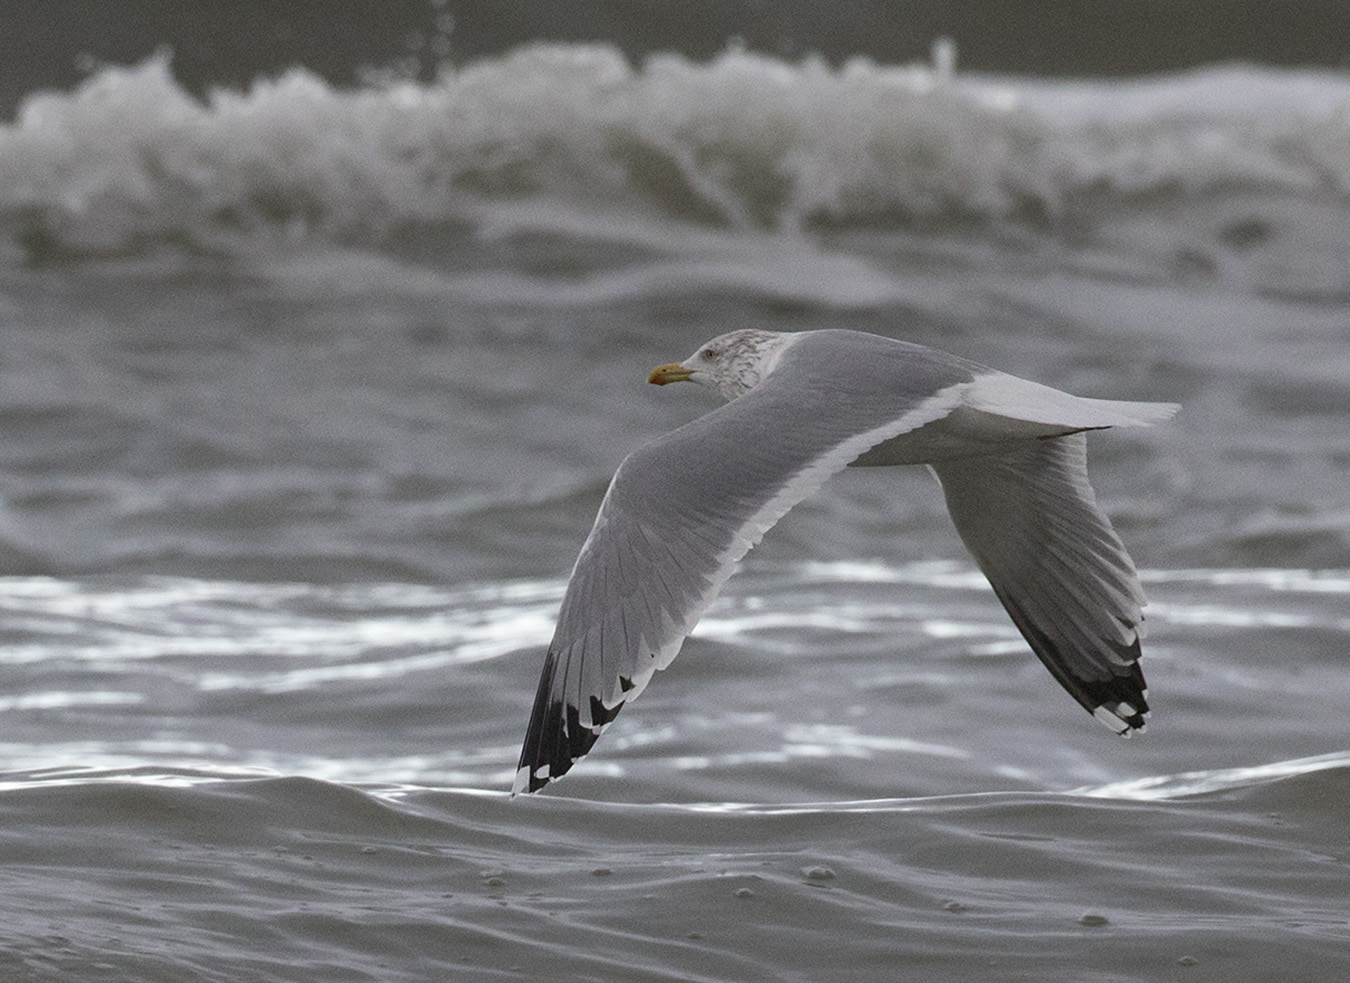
2,11 -> 1350,982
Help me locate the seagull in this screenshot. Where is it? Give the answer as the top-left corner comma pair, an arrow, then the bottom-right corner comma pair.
514,328 -> 1177,794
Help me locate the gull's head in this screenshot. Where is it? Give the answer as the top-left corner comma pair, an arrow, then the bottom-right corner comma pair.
648,329 -> 795,401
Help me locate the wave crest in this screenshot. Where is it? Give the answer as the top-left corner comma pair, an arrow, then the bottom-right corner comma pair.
4,47 -> 1350,260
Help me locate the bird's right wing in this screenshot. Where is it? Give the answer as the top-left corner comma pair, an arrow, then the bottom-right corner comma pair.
930,433 -> 1153,734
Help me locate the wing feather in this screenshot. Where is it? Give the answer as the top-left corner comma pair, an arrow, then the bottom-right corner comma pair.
930,433 -> 1152,734
515,335 -> 974,793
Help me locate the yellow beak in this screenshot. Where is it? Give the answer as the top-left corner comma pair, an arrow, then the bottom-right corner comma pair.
648,363 -> 694,385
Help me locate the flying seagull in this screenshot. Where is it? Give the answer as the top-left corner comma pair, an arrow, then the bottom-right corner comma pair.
514,328 -> 1177,794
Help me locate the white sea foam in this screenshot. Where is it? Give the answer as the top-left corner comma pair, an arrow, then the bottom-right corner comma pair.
3,47 -> 1350,264
1072,750 -> 1350,800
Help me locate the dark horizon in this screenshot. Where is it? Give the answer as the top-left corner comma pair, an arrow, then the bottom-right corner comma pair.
4,0 -> 1349,119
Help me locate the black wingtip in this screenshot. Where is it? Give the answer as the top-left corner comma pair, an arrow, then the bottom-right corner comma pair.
1082,653 -> 1150,732
990,587 -> 1151,737
1090,676 -> 1150,736
513,649 -> 624,795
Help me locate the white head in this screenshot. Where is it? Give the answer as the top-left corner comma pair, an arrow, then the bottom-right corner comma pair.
648,329 -> 796,401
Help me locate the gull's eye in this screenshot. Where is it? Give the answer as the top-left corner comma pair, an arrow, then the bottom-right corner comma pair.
701,348 -> 718,361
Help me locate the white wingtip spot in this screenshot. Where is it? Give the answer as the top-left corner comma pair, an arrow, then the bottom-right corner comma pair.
511,767 -> 531,796
1093,704 -> 1131,735
510,763 -> 551,796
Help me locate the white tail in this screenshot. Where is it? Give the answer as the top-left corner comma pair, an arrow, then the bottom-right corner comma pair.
965,372 -> 1180,430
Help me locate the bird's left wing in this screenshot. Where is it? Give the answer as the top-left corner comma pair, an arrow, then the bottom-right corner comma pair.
514,337 -> 973,793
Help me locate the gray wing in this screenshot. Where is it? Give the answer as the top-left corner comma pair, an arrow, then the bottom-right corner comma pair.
514,333 -> 975,793
929,433 -> 1151,735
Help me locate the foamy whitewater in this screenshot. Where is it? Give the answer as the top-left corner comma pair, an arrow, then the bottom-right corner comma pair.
0,30 -> 1348,983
